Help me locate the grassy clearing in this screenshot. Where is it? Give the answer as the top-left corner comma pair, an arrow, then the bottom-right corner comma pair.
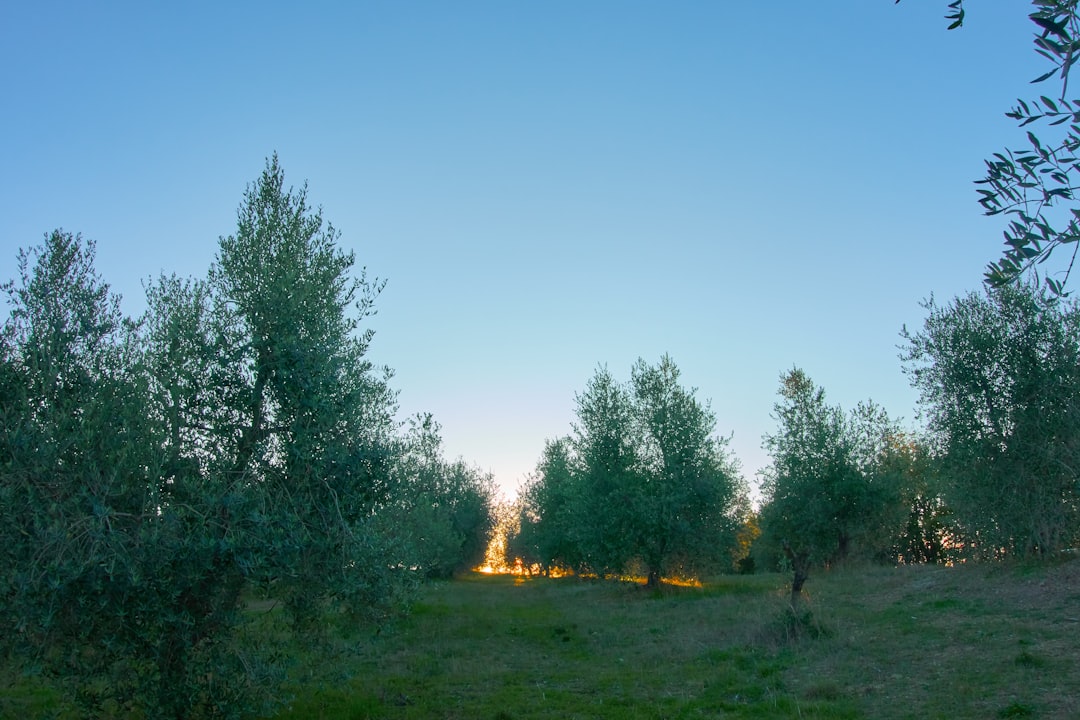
276,572 -> 824,720
4,557 -> 1079,718
279,559 -> 1080,720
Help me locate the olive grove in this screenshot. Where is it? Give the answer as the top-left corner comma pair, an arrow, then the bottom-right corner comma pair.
508,356 -> 748,586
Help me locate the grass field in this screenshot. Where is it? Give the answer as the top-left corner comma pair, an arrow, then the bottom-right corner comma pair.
5,556 -> 1080,718
277,556 -> 1080,719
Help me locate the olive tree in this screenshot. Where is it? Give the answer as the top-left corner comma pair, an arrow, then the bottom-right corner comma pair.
628,356 -> 744,586
757,369 -> 909,570
0,231 -> 267,718
569,365 -> 644,577
901,282 -> 1080,556
508,437 -> 584,574
386,413 -> 497,579
512,357 -> 745,586
0,157 -> 416,717
208,154 -> 405,629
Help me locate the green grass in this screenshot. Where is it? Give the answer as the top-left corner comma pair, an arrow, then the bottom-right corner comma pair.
5,557 -> 1080,718
275,573 -> 832,720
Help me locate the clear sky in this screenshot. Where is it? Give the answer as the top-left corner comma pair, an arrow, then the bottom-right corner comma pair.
0,2 -> 1043,500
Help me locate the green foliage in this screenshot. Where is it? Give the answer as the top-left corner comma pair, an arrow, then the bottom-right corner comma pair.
570,365 -> 643,576
386,414 -> 497,578
0,156 -> 474,717
901,282 -> 1080,556
980,2 -> 1080,293
884,438 -> 962,565
919,0 -> 1080,293
0,231 -> 271,717
208,154 -> 405,629
765,605 -> 833,645
508,436 -> 584,573
511,356 -> 746,584
628,356 -> 746,584
756,369 -> 913,569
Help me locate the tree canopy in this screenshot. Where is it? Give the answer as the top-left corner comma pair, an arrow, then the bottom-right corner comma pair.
902,282 -> 1080,556
0,157 -> 495,718
509,356 -> 747,586
756,369 -> 913,569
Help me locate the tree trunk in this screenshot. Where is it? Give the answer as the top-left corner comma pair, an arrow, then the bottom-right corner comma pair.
233,355 -> 268,476
836,532 -> 849,563
645,569 -> 661,589
782,541 -> 810,608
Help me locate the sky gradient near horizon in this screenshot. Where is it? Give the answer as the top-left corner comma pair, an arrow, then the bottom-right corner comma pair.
0,2 -> 1044,499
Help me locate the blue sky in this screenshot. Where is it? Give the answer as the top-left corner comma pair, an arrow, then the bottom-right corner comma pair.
0,2 -> 1043,499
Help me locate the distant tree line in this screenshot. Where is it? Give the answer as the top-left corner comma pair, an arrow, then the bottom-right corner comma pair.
504,356 -> 753,586
502,286 -> 1080,587
0,155 -> 495,718
744,0 -> 1080,577
753,282 -> 1080,574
